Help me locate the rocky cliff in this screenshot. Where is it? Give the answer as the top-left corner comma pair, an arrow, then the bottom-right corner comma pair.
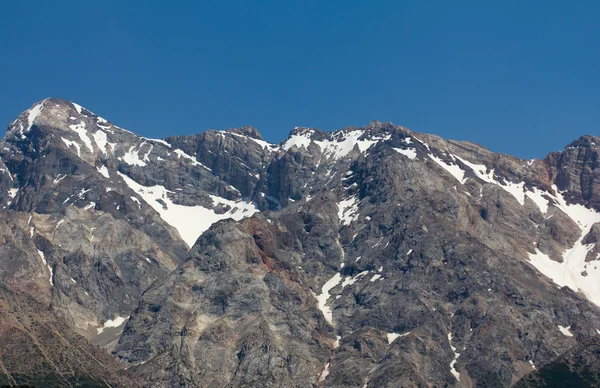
0,98 -> 599,387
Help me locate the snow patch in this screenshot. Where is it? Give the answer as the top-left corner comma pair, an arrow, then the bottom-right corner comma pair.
37,249 -> 46,265
337,196 -> 359,226
62,138 -> 81,156
96,166 -> 110,178
283,130 -> 314,151
558,325 -> 573,337
527,186 -> 600,307
448,333 -> 461,381
143,137 -> 171,148
430,154 -> 467,184
284,130 -> 391,159
38,249 -> 53,286
341,270 -> 369,289
525,187 -> 551,213
122,146 -> 147,167
97,316 -> 129,334
387,332 -> 410,344
315,130 -> 387,159
370,274 -> 382,282
69,122 -> 94,152
173,149 -> 212,171
313,273 -> 343,324
230,133 -> 277,150
92,130 -> 109,154
318,362 -> 331,383
529,360 -> 536,370
117,172 -> 258,247
72,102 -> 84,114
96,117 -> 111,129
26,102 -> 44,132
393,147 -> 417,160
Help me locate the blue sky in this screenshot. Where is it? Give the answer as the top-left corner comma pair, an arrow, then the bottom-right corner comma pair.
1,1 -> 598,158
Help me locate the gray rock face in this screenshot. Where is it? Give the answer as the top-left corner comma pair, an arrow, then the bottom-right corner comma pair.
1,99 -> 600,387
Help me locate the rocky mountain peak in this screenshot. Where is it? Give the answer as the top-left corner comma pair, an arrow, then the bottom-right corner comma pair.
224,125 -> 264,139
2,99 -> 600,387
6,98 -> 92,138
289,126 -> 321,136
566,134 -> 600,149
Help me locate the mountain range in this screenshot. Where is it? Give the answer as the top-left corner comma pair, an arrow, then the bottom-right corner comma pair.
0,97 -> 599,387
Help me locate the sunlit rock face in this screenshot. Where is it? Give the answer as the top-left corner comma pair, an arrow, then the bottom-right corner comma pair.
1,99 -> 600,386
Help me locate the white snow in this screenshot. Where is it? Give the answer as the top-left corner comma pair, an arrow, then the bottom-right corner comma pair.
525,187 -> 551,213
527,186 -> 600,307
315,130 -> 382,159
118,172 -> 259,247
318,362 -> 331,383
372,237 -> 383,248
314,273 -> 343,324
37,249 -> 46,265
143,137 -> 171,147
407,249 -> 413,255
448,333 -> 461,381
26,102 -> 44,132
452,154 -> 535,205
78,188 -> 90,199
142,144 -> 153,162
173,149 -> 212,171
558,325 -> 573,337
130,196 -> 141,208
370,274 -> 382,282
122,146 -> 147,167
38,249 -> 53,285
230,133 -> 277,150
453,155 -> 495,184
7,188 -> 18,199
69,123 -> 94,152
430,154 -> 467,184
72,102 -> 84,114
282,135 -> 307,150
499,180 -> 525,205
84,202 -> 96,210
97,315 -> 129,334
96,165 -> 110,178
340,270 -> 369,288
48,265 -> 54,285
92,130 -> 109,154
392,147 -> 417,160
96,117 -> 111,130
283,130 -> 314,151
284,129 -> 390,159
250,138 -> 277,150
61,138 -> 81,156
529,360 -> 536,370
337,196 -> 359,226
387,332 -> 410,344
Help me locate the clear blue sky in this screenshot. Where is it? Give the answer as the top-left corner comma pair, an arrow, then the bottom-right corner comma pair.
1,1 -> 598,158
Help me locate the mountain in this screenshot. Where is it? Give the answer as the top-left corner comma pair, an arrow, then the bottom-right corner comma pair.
0,98 -> 599,387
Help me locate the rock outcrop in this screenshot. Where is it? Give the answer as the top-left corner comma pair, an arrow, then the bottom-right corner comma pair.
1,99 -> 600,386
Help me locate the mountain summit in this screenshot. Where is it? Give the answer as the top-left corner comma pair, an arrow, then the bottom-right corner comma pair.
1,99 -> 599,387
